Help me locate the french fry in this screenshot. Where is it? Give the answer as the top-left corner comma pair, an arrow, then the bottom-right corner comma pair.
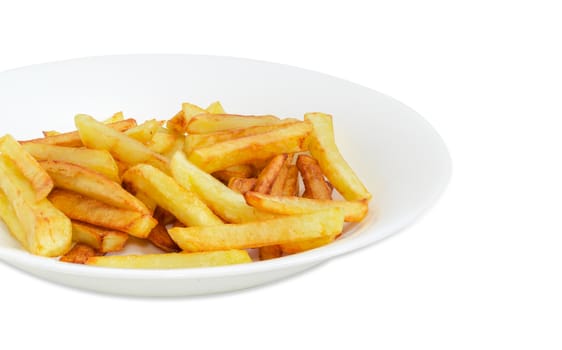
48,189 -> 156,239
305,112 -> 371,201
206,101 -> 225,114
60,243 -> 101,264
22,143 -> 120,183
245,191 -> 369,222
40,160 -> 150,214
253,154 -> 288,194
124,119 -> 163,143
0,156 -> 72,256
188,121 -> 311,173
186,114 -> 288,134
297,154 -> 333,200
86,250 -> 252,269
0,190 -> 27,248
75,114 -> 169,172
259,245 -> 283,260
169,207 -> 344,252
122,164 -> 223,227
213,165 -> 255,184
22,119 -> 137,147
153,206 -> 177,226
0,135 -> 54,201
166,102 -> 207,134
280,235 -> 337,254
171,152 -> 275,223
147,223 -> 180,252
148,128 -> 181,154
184,120 -> 299,154
227,177 -> 257,194
103,111 -> 125,123
71,221 -> 128,253
282,165 -> 300,196
42,130 -> 60,137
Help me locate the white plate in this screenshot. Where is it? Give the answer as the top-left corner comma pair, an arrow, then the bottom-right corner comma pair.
0,55 -> 451,296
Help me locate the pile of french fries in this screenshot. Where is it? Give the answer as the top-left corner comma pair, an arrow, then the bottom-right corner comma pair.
0,101 -> 371,269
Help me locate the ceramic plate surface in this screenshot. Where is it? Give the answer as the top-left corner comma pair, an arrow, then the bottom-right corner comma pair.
0,55 -> 451,296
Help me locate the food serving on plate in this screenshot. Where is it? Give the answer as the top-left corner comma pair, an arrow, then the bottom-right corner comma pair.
0,101 -> 371,269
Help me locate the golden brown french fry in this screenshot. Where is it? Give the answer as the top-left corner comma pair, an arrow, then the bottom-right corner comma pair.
147,223 -> 180,253
71,221 -> 128,253
188,121 -> 311,173
206,101 -> 226,114
122,164 -> 223,227
253,154 -> 288,194
22,143 -> 120,183
86,250 -> 252,269
213,165 -> 255,184
60,243 -> 101,264
22,119 -> 137,147
171,152 -> 275,223
259,245 -> 282,260
186,114 -> 288,134
269,161 -> 290,196
168,207 -> 344,252
42,130 -> 60,137
0,134 -> 54,201
305,112 -> 371,201
227,177 -> 257,194
280,235 -> 337,254
124,119 -> 163,143
40,160 -> 150,214
184,121 -> 299,154
153,206 -> 176,226
0,156 -> 72,256
297,154 -> 333,200
166,102 -> 207,134
75,114 -> 169,172
245,191 -> 368,222
282,165 -> 300,196
48,189 -> 156,239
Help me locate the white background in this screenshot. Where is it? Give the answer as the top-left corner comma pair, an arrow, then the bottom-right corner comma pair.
1,1 -> 561,349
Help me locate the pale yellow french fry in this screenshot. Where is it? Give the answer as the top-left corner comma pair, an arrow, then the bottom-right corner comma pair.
71,221 -> 128,253
166,102 -> 207,134
188,121 -> 311,173
148,128 -> 180,154
40,160 -> 150,214
171,152 -> 274,223
184,121 -> 298,154
75,114 -> 169,172
22,119 -> 138,147
103,111 -> 125,123
186,114 -> 288,134
124,119 -> 163,143
22,143 -> 120,183
48,189 -> 156,239
169,208 -> 344,252
86,250 -> 252,269
305,113 -> 371,201
122,164 -> 223,227
206,101 -> 226,114
245,191 -> 368,222
0,156 -> 72,257
42,130 -> 60,137
0,134 -> 54,201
